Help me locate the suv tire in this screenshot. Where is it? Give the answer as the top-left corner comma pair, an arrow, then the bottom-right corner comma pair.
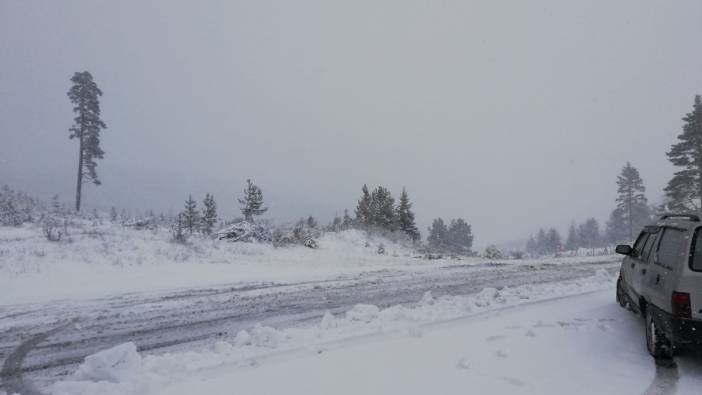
616,276 -> 627,309
645,308 -> 673,359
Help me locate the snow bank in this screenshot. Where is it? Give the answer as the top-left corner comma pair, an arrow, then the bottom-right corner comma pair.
52,270 -> 615,395
72,342 -> 142,383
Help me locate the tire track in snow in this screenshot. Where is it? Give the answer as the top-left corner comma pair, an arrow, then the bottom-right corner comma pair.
643,359 -> 679,395
1,320 -> 74,395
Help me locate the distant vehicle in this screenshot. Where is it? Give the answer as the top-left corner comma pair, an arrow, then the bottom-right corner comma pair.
615,214 -> 702,359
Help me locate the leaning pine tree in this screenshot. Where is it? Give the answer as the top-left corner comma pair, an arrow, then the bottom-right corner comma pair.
395,187 -> 420,241
67,71 -> 107,212
664,95 -> 702,211
239,179 -> 268,221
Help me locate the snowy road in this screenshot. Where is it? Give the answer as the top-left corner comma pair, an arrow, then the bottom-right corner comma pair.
146,291 -> 702,395
0,257 -> 619,390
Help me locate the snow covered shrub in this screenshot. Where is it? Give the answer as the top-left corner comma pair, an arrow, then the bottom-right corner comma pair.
483,245 -> 503,259
270,220 -> 319,248
41,215 -> 65,242
217,220 -> 271,243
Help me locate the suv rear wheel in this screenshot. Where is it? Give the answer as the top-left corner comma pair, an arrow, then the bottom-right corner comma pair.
645,309 -> 673,359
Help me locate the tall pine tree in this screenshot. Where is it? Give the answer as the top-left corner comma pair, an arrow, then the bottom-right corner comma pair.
395,187 -> 420,241
665,95 -> 702,211
238,179 -> 268,221
67,71 -> 107,212
614,162 -> 650,240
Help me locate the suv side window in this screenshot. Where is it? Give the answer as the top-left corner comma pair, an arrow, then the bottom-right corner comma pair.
655,228 -> 686,269
691,228 -> 702,272
640,232 -> 658,263
633,232 -> 649,258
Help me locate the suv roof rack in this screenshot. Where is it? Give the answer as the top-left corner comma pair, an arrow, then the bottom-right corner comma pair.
659,213 -> 701,222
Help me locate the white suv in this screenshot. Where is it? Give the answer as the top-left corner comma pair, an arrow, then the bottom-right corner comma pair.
615,214 -> 702,359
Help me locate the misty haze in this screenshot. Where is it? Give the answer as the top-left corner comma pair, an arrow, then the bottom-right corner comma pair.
1,1 -> 702,395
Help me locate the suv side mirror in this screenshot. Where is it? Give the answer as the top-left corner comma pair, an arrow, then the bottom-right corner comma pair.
615,244 -> 633,256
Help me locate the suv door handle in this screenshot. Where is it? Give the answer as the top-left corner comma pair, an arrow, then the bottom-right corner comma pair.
641,268 -> 647,275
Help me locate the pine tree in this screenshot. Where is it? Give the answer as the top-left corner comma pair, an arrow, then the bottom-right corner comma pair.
447,218 -> 474,253
665,95 -> 702,211
342,208 -> 353,229
606,207 -> 628,244
201,193 -> 218,234
427,218 -> 449,250
67,71 -> 107,212
614,162 -> 650,240
369,186 -> 396,230
525,235 -> 537,255
536,228 -> 548,256
578,218 -> 601,253
238,179 -> 268,221
565,222 -> 579,251
306,215 -> 318,229
396,188 -> 420,241
355,184 -> 373,226
110,206 -> 118,222
182,194 -> 200,234
546,228 -> 562,255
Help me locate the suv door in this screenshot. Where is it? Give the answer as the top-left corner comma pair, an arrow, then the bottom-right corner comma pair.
633,228 -> 659,299
622,231 -> 649,300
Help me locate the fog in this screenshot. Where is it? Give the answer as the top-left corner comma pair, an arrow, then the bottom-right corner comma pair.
1,0 -> 701,246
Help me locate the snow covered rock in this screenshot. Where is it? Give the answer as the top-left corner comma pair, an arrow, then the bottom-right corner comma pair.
72,342 -> 142,384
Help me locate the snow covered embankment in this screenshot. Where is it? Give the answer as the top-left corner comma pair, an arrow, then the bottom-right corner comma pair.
51,269 -> 615,395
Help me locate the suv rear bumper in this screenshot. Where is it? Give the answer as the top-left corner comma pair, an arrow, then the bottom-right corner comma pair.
649,304 -> 702,346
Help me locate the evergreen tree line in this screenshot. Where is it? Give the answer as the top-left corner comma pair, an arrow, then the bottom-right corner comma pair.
526,218 -> 605,256
426,217 -> 474,254
353,184 -> 421,241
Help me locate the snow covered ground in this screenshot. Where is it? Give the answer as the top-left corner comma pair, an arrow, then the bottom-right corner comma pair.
48,284 -> 702,395
0,223 -> 613,305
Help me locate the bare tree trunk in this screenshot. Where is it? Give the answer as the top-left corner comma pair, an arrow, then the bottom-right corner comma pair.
75,125 -> 84,212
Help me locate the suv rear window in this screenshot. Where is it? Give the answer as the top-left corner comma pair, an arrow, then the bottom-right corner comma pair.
656,228 -> 686,269
691,228 -> 702,272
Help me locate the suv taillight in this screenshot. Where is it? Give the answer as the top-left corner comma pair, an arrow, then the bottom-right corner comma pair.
672,291 -> 692,318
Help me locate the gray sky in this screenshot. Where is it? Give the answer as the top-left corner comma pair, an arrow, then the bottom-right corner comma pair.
1,0 -> 702,246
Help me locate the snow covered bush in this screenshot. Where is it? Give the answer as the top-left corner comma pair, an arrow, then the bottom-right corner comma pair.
217,220 -> 271,243
483,245 -> 503,259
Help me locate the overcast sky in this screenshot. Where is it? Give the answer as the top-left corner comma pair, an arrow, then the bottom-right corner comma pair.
1,0 -> 702,246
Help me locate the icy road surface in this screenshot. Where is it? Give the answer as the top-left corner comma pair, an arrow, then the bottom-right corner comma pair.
0,257 -> 618,390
